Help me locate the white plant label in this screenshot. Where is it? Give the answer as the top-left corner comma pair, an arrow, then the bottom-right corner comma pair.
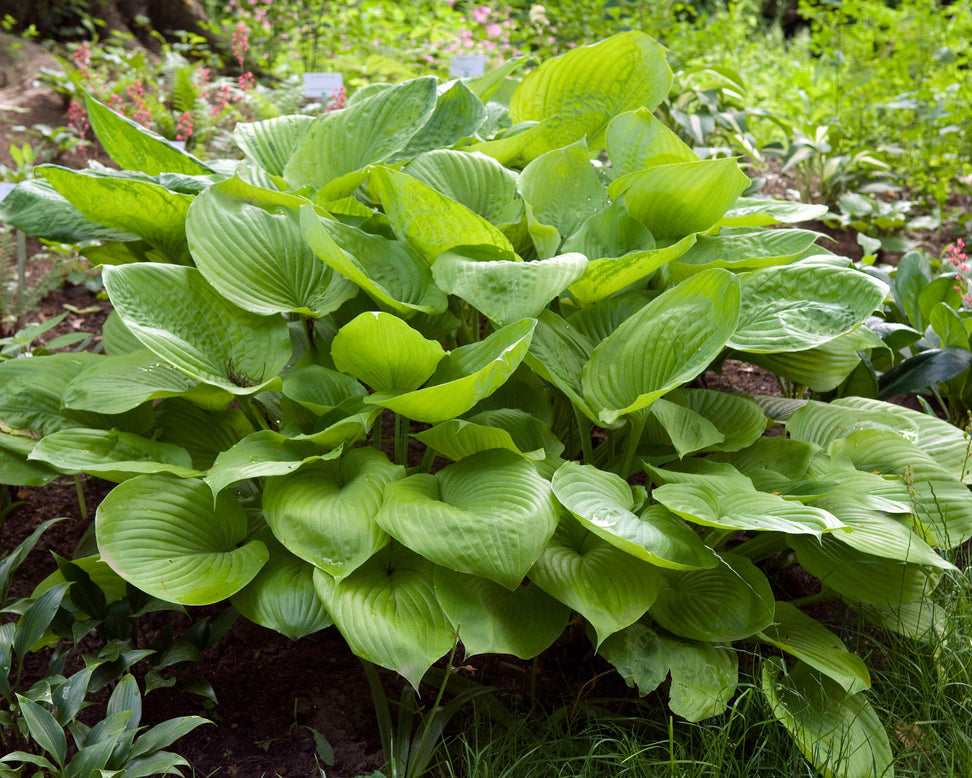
0,182 -> 16,202
170,140 -> 187,151
450,55 -> 486,78
303,72 -> 344,99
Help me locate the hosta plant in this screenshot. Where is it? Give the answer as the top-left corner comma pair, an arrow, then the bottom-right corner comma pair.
2,32 -> 969,778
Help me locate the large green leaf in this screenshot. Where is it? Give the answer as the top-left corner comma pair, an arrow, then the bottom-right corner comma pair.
758,602 -> 870,695
231,532 -> 332,640
331,312 -> 446,392
678,389 -> 768,452
669,229 -> 824,278
509,32 -> 672,160
367,318 -> 536,423
646,398 -> 725,458
582,269 -> 740,425
649,553 -> 775,642
599,622 -> 738,722
652,481 -> 845,535
0,352 -> 106,434
300,206 -> 448,315
368,166 -> 514,263
606,108 -> 698,177
550,462 -> 718,570
102,264 -> 291,395
204,430 -> 344,497
529,516 -> 661,646
0,178 -> 138,243
39,165 -> 193,264
399,80 -> 487,157
28,428 -> 197,482
523,310 -> 598,422
432,249 -> 587,326
609,159 -> 750,241
433,568 -> 568,659
283,76 -> 438,192
187,177 -> 357,316
232,115 -> 315,177
729,264 -> 888,353
414,418 -> 546,461
263,448 -> 404,581
280,365 -> 367,415
718,197 -> 829,227
312,545 -> 454,690
403,149 -> 523,227
376,450 -> 558,589
0,434 -> 60,486
762,658 -> 893,778
85,92 -> 214,175
155,399 -> 254,470
96,475 -> 268,605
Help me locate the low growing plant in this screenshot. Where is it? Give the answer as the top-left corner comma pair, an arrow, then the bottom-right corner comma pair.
2,33 -> 970,778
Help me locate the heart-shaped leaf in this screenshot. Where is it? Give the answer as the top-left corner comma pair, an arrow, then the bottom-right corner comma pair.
606,108 -> 698,176
233,115 -> 315,176
96,475 -> 269,605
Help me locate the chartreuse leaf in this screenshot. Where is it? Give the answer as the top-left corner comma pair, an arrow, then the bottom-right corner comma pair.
669,229 -> 824,279
647,398 -> 725,458
39,165 -> 193,264
606,108 -> 697,176
758,602 -> 870,695
729,264 -> 888,353
652,481 -> 845,535
368,166 -> 515,263
432,249 -> 587,326
551,462 -> 718,570
331,312 -> 446,392
415,418 -> 545,461
231,532 -> 332,640
649,553 -> 776,642
400,80 -> 487,157
312,544 -> 454,690
529,515 -> 661,647
96,475 -> 269,605
789,534 -> 940,608
509,32 -> 672,160
568,235 -> 696,306
762,658 -> 893,778
678,389 -> 768,452
263,448 -> 404,581
103,264 -> 291,395
283,76 -> 438,192
610,159 -> 750,241
233,114 -> 315,176
599,622 -> 738,722
63,350 -> 231,415
28,428 -> 198,482
281,365 -> 366,414
518,139 -> 609,244
433,568 -> 568,659
204,430 -> 344,497
187,177 -> 356,316
300,206 -> 447,316
85,92 -> 213,175
561,198 -> 655,257
718,197 -> 829,227
403,150 -> 523,227
155,399 -> 254,470
832,396 -> 972,484
786,399 -> 918,450
582,269 -> 740,425
467,409 -> 564,458
523,310 -> 598,422
376,450 -> 558,589
367,318 -> 536,423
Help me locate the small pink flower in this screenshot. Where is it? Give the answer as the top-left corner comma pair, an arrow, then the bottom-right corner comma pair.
485,23 -> 502,38
175,111 -> 194,141
238,71 -> 255,90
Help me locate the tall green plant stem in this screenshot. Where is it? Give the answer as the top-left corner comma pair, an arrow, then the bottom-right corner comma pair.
573,406 -> 595,464
73,474 -> 88,521
618,413 -> 646,477
237,395 -> 269,431
395,413 -> 410,467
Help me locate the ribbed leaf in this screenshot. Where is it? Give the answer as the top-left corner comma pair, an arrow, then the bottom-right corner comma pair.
718,197 -> 828,227
648,398 -> 725,458
762,658 -> 893,778
432,250 -> 587,326
729,264 -> 888,353
376,450 -> 558,589
529,516 -> 661,646
434,568 -> 568,659
0,352 -> 104,434
284,76 -> 438,191
523,310 -> 598,422
609,159 -> 750,241
187,177 -> 357,316
263,448 -> 403,581
312,545 -> 454,690
649,553 -> 775,642
415,418 -> 544,461
679,389 -> 768,452
582,269 -> 740,425
367,318 -> 536,423
670,229 -> 823,277
758,602 -> 870,694
551,462 -> 718,570
606,108 -> 697,176
96,475 -> 269,605
28,428 -> 197,482
331,312 -> 446,392
17,697 -> 66,766
103,264 -> 291,395
399,80 -> 487,157
509,32 -> 672,160
281,365 -> 366,414
233,115 -> 314,176
155,399 -> 254,470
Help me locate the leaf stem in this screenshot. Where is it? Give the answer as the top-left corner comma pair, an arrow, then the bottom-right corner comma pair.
73,474 -> 88,522
395,413 -> 410,467
573,406 -> 595,464
787,590 -> 839,609
618,413 -> 646,478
